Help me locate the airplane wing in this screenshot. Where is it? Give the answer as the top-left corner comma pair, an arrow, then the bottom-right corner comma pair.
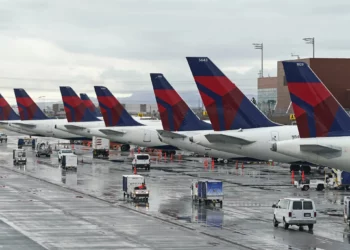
156,130 -> 187,139
205,134 -> 255,145
99,129 -> 126,136
11,122 -> 36,128
64,125 -> 87,130
300,144 -> 342,153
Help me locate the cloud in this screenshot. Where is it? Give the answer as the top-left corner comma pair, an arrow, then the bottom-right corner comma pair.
0,0 -> 349,105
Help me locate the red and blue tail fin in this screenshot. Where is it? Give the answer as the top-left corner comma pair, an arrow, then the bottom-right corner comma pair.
60,87 -> 100,122
186,57 -> 279,131
0,94 -> 20,120
94,86 -> 143,127
283,61 -> 350,138
14,89 -> 49,120
150,73 -> 212,131
80,93 -> 102,117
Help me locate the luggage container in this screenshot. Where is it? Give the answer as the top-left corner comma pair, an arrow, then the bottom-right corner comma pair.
35,141 -> 52,157
122,175 -> 149,201
92,136 -> 109,159
61,155 -> 78,170
192,180 -> 223,207
345,197 -> 350,226
13,149 -> 27,165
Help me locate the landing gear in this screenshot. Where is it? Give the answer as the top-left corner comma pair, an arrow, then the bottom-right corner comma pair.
290,164 -> 300,172
301,165 -> 311,174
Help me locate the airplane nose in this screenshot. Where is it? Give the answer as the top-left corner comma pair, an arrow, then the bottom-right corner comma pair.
270,142 -> 277,152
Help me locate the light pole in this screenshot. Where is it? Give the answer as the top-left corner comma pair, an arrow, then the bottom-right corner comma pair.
291,53 -> 300,59
39,96 -> 46,113
253,43 -> 263,78
303,37 -> 315,58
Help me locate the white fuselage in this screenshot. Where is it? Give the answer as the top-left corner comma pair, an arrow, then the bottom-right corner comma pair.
191,126 -> 303,163
159,130 -> 246,160
56,122 -> 176,149
273,137 -> 350,172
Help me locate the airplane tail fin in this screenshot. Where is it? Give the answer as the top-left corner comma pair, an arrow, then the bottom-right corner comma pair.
186,57 -> 279,131
80,93 -> 101,117
14,89 -> 49,120
283,61 -> 350,138
0,94 -> 20,120
94,86 -> 143,127
60,87 -> 100,122
150,73 -> 211,131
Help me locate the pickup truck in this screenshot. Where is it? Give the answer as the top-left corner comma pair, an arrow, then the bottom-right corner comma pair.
58,148 -> 75,162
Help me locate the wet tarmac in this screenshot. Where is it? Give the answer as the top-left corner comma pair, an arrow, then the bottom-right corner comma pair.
0,133 -> 350,249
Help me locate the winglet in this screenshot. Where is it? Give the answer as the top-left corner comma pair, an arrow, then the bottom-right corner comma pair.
0,94 -> 20,120
150,73 -> 211,131
186,57 -> 279,131
60,87 -> 100,122
94,86 -> 143,127
14,89 -> 49,120
283,61 -> 350,138
80,93 -> 101,117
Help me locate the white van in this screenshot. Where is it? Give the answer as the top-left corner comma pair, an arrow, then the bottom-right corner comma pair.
272,198 -> 316,230
132,154 -> 151,171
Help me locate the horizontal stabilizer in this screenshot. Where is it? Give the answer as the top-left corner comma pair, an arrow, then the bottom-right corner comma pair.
157,130 -> 187,139
12,122 -> 36,128
205,133 -> 254,145
64,125 -> 87,130
300,144 -> 341,153
99,129 -> 126,136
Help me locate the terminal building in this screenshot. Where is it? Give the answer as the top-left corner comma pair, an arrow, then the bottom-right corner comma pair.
258,58 -> 350,124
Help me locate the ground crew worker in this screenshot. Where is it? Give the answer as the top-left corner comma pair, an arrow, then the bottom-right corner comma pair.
138,183 -> 146,189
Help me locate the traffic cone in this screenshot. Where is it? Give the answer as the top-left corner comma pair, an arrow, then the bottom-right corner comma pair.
133,167 -> 137,174
170,154 -> 173,161
164,152 -> 167,161
291,170 -> 295,184
211,158 -> 215,169
235,161 -> 239,169
302,171 -> 305,181
204,159 -> 208,168
271,161 -> 274,166
241,162 -> 244,169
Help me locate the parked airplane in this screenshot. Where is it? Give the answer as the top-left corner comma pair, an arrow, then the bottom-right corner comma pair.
186,57 -> 310,171
57,86 -> 177,152
271,61 -> 350,172
151,73 -> 253,162
0,93 -> 40,135
8,89 -> 91,140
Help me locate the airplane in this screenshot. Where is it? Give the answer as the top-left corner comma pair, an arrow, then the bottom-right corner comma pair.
151,73 -> 254,162
186,57 -> 311,171
270,61 -> 350,172
80,93 -> 102,117
56,86 -> 177,153
8,88 -> 92,140
0,93 -> 40,135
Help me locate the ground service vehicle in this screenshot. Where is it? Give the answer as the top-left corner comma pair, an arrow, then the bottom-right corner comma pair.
132,154 -> 151,171
92,136 -> 109,159
344,197 -> 350,226
272,198 -> 316,230
17,138 -> 35,148
122,175 -> 149,201
13,149 -> 26,165
61,154 -> 78,170
0,133 -> 7,143
58,148 -> 75,162
35,141 -> 52,157
325,169 -> 350,190
191,180 -> 223,207
294,179 -> 325,191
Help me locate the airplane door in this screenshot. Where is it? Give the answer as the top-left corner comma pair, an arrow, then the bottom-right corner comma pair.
271,131 -> 279,141
143,129 -> 151,142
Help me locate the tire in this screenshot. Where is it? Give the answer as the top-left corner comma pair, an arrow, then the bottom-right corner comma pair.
283,219 -> 289,229
308,224 -> 314,230
316,184 -> 325,191
273,216 -> 279,227
220,201 -> 223,208
302,185 -> 310,191
121,144 -> 130,152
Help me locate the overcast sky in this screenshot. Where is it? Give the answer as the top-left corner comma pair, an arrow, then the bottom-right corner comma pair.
0,0 -> 349,105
